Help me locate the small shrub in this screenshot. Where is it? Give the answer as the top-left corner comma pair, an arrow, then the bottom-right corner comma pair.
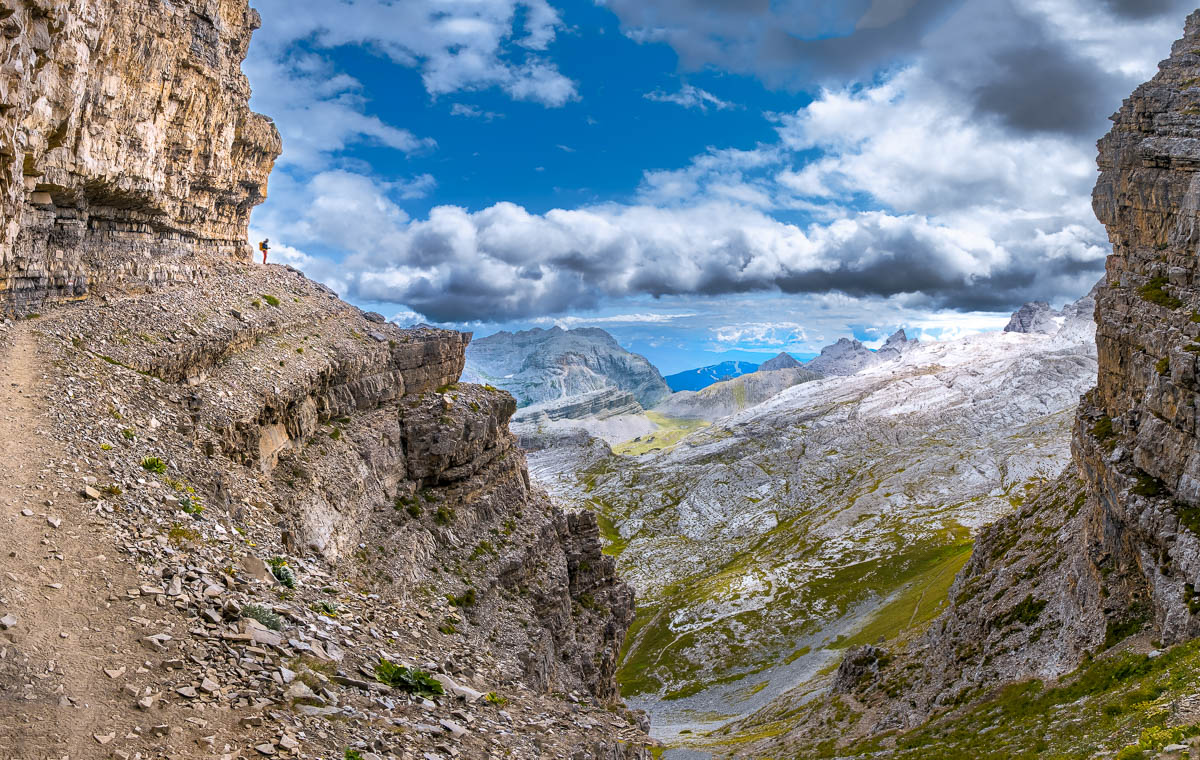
100,443 -> 113,451
434,505 -> 454,525
268,557 -> 297,588
180,497 -> 204,517
484,691 -> 507,707
1091,416 -> 1117,451
140,456 -> 167,474
447,588 -> 476,608
374,659 -> 444,697
469,541 -> 496,560
395,496 -> 422,518
167,523 -> 200,545
242,603 -> 283,631
1133,471 -> 1166,498
1156,356 -> 1170,376
1104,617 -> 1145,649
262,294 -> 281,307
993,594 -> 1047,629
122,429 -> 135,440
312,600 -> 339,618
345,750 -> 364,760
102,484 -> 122,496
329,427 -> 342,441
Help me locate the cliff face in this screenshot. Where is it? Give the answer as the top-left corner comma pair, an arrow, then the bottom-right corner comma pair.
0,0 -> 280,314
0,2 -> 649,756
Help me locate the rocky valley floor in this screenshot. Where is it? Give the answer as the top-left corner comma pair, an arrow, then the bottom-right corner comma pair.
526,314 -> 1099,752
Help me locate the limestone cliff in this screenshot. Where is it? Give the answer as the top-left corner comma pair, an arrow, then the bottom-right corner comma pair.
0,0 -> 280,314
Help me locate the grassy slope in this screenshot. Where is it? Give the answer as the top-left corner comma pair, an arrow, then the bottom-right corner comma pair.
612,412 -> 709,456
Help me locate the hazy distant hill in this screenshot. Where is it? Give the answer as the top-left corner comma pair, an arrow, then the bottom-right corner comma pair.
664,360 -> 759,392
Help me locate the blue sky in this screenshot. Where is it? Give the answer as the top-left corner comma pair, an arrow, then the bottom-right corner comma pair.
244,0 -> 1191,374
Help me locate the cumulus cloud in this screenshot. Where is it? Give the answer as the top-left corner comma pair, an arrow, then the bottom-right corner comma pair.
714,322 -> 808,346
250,0 -> 1187,328
251,0 -> 577,107
644,84 -> 736,111
266,168 -> 1103,322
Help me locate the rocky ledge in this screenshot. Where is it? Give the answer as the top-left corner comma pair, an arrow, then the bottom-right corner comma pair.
0,261 -> 651,759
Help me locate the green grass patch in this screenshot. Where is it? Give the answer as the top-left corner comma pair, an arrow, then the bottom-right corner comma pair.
613,412 -> 709,456
1138,277 -> 1183,310
837,541 -> 974,650
596,513 -> 629,557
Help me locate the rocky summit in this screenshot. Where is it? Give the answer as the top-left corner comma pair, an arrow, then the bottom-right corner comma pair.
802,329 -> 916,376
0,2 -> 653,759
755,352 -> 802,372
463,327 -> 671,410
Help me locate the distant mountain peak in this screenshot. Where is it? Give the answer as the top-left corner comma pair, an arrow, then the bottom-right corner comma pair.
463,326 -> 670,408
665,360 -> 759,392
758,352 -> 803,372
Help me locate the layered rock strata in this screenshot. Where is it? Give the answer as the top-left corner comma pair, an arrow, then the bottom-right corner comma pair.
0,0 -> 280,315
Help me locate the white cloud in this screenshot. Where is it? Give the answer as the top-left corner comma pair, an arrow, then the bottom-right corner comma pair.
450,103 -> 504,121
252,0 -> 577,107
644,84 -> 736,111
714,322 -> 809,346
245,52 -> 435,169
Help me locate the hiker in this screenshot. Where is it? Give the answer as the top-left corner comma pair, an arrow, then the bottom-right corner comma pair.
259,238 -> 270,264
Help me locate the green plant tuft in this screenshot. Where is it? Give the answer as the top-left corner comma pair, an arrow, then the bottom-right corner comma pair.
140,456 -> 167,474
242,603 -> 283,631
1138,276 -> 1183,309
447,587 -> 476,608
374,659 -> 444,697
268,557 -> 297,588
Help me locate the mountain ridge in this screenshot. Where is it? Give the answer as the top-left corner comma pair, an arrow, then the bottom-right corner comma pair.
464,326 -> 671,409
665,360 -> 760,392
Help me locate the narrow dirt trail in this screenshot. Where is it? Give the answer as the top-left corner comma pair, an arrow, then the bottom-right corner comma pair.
0,321 -> 155,758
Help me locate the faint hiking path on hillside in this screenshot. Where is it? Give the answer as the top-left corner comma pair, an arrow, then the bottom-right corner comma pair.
0,321 -> 222,759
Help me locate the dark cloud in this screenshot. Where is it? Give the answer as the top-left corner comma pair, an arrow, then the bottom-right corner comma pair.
928,6 -> 1136,136
603,0 -> 958,86
1100,0 -> 1186,19
603,0 -> 1181,136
